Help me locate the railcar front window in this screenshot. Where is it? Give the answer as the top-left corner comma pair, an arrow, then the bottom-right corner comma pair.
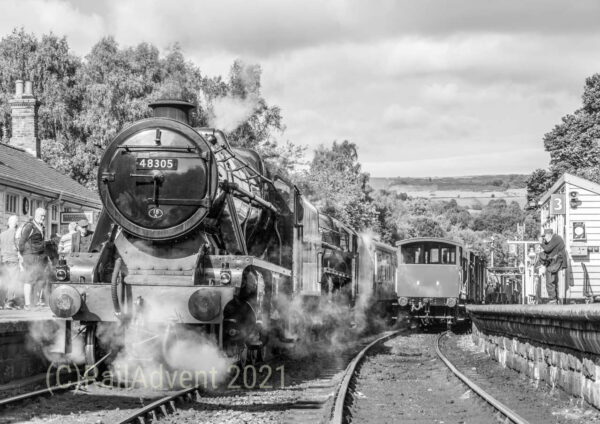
402,246 -> 424,264
429,248 -> 439,263
401,242 -> 458,264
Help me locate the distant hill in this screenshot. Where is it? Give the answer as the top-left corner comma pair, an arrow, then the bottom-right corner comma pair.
370,174 -> 528,208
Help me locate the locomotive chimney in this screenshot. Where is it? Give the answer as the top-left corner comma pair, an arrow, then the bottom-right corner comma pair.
149,100 -> 195,125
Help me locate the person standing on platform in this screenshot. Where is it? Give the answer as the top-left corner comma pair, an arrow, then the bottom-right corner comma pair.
58,222 -> 77,255
71,219 -> 94,253
0,215 -> 19,308
540,228 -> 568,304
17,208 -> 47,310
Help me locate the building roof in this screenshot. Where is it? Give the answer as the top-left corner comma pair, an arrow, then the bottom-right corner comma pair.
0,143 -> 101,208
539,173 -> 600,205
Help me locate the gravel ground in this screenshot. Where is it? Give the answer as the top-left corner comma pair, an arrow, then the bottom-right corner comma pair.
0,383 -> 174,424
348,332 -> 493,423
348,331 -> 600,424
159,345 -> 366,424
442,333 -> 600,424
0,332 -> 385,424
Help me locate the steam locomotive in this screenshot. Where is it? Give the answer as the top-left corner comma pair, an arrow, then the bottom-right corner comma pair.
396,237 -> 486,328
48,100 -> 398,367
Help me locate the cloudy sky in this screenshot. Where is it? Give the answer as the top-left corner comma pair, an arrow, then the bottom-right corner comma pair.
2,0 -> 600,178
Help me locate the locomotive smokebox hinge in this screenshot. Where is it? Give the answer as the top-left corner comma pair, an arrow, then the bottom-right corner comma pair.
101,172 -> 115,183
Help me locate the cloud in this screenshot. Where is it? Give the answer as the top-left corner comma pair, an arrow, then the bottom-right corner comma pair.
0,0 -> 598,178
422,82 -> 460,105
60,0 -> 600,57
383,105 -> 428,128
0,0 -> 104,53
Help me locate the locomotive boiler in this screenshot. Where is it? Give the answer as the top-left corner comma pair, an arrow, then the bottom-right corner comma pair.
48,99 -> 398,368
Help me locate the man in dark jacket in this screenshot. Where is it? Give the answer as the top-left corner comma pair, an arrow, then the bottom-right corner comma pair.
71,219 -> 94,253
540,228 -> 568,304
17,208 -> 47,310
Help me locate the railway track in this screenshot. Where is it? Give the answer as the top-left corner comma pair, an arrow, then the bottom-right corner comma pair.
0,379 -> 86,409
435,331 -> 530,424
330,330 -> 402,424
0,332 -> 397,423
338,331 -> 537,424
115,384 -> 203,424
115,331 -> 404,424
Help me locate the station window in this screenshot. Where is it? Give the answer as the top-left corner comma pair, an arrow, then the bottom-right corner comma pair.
51,205 -> 58,221
5,194 -> 18,214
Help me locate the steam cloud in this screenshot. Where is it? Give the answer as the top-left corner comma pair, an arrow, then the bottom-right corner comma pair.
21,227 -> 395,390
207,94 -> 259,133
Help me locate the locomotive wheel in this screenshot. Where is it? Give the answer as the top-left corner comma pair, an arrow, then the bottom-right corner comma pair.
256,339 -> 271,363
237,344 -> 248,368
84,324 -> 97,368
84,324 -> 113,380
247,346 -> 259,365
160,323 -> 180,370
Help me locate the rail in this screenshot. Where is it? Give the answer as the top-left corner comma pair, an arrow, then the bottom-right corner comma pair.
329,330 -> 402,424
116,385 -> 203,424
0,379 -> 88,408
435,331 -> 530,424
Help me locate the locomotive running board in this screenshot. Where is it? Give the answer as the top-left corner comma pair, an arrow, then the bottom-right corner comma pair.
205,255 -> 292,277
241,258 -> 292,277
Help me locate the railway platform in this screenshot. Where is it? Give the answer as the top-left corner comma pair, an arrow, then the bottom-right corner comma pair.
0,308 -> 53,384
467,304 -> 600,409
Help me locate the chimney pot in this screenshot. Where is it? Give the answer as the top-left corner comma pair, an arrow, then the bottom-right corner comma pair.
24,81 -> 33,96
15,80 -> 23,98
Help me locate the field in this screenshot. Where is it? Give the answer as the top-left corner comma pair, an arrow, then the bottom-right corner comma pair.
371,175 -> 528,207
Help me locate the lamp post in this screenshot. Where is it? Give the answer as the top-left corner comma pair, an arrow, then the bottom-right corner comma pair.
490,236 -> 495,268
507,240 -> 539,304
527,247 -> 537,302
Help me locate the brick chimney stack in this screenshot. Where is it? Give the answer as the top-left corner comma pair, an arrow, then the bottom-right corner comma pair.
9,79 -> 39,158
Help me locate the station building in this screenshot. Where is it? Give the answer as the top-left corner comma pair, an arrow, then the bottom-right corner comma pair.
538,172 -> 600,302
0,80 -> 100,239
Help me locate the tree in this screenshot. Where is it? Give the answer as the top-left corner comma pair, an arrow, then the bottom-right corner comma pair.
528,73 -> 600,202
525,168 -> 552,205
298,140 -> 378,230
471,199 -> 525,235
201,59 -> 303,177
0,29 -> 80,141
409,217 -> 446,238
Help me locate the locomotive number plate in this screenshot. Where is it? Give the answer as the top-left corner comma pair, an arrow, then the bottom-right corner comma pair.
136,158 -> 178,170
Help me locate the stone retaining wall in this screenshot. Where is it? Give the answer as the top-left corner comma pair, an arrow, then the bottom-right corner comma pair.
468,304 -> 600,409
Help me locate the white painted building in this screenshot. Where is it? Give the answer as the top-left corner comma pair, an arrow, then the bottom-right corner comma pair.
539,173 -> 600,302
